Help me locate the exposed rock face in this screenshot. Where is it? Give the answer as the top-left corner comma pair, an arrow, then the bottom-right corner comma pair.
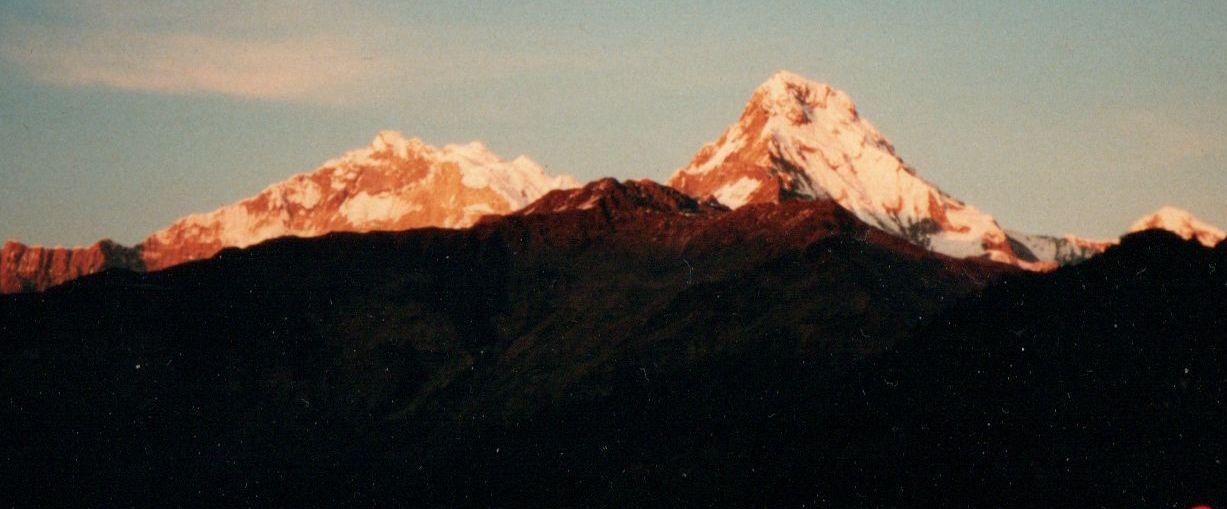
517,177 -> 726,218
0,240 -> 143,294
1,132 -> 579,292
668,70 -> 1031,267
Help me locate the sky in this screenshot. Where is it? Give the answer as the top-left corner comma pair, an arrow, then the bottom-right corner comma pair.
1,0 -> 1224,246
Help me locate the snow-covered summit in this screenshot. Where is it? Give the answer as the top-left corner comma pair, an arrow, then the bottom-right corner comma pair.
1128,206 -> 1225,247
3,130 -> 580,291
326,131 -> 578,210
139,131 -> 578,269
668,70 -> 1031,267
753,70 -> 863,124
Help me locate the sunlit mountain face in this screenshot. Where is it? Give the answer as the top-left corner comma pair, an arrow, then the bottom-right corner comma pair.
668,71 -> 1031,266
2,71 -> 1225,507
1,132 -> 577,293
5,73 -> 1220,294
1129,206 -> 1227,247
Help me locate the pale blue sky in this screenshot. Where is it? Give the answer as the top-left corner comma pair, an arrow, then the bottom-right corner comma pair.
1,1 -> 1224,245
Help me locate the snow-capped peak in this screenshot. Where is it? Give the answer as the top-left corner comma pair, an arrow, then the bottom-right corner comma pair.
139,131 -> 578,270
322,132 -> 578,210
668,70 -> 1031,267
756,70 -> 863,124
369,130 -> 420,157
1128,206 -> 1225,247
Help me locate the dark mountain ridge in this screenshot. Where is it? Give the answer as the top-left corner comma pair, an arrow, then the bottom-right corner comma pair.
0,179 -> 1001,506
1,180 -> 1223,507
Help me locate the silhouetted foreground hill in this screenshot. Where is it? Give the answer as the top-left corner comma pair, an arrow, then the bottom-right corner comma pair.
1,181 -> 1222,507
816,230 -> 1227,507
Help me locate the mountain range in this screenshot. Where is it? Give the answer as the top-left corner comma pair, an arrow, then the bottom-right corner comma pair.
0,176 -> 1036,505
1,133 -> 577,292
3,71 -> 1227,506
1,71 -> 1221,293
3,177 -> 1225,506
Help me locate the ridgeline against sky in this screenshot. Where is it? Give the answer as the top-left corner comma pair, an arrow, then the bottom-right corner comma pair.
1,1 -> 1224,245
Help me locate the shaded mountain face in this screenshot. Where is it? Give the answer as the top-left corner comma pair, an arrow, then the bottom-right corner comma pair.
817,230 -> 1227,506
1005,229 -> 1113,265
517,177 -> 726,217
0,179 -> 1006,506
2,179 -> 1224,506
668,71 -> 1031,267
0,131 -> 578,292
4,178 -> 1224,507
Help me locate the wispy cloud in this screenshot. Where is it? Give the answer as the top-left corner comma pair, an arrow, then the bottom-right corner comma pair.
0,1 -> 718,107
1,23 -> 383,104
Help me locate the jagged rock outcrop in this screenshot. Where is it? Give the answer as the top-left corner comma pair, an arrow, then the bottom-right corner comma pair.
0,240 -> 142,294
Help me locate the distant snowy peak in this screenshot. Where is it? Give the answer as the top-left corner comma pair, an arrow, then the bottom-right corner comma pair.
1008,205 -> 1224,264
1006,230 -> 1113,266
3,131 -> 579,292
668,70 -> 1030,267
140,131 -> 578,269
1128,206 -> 1226,247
